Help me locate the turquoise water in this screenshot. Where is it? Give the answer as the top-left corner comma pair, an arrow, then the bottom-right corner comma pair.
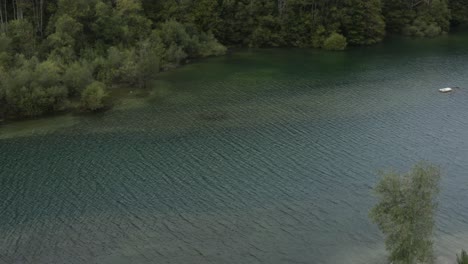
2,34 -> 468,263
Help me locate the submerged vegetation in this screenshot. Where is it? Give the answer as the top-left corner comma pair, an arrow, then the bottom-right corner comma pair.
0,0 -> 466,120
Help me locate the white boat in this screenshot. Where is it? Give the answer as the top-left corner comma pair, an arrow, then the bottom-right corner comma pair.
439,87 -> 453,93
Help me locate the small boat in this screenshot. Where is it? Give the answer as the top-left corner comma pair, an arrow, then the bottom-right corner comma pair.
439,87 -> 453,93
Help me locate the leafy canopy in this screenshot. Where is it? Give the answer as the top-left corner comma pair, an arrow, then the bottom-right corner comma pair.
370,162 -> 441,264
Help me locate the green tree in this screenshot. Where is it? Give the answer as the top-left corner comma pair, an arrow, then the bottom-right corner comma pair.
7,19 -> 35,57
0,34 -> 13,68
341,0 -> 385,45
370,163 -> 441,264
382,0 -> 414,33
135,39 -> 160,88
323,32 -> 347,51
47,14 -> 83,63
3,57 -> 69,117
92,0 -> 123,49
0,0 -> 463,120
450,0 -> 468,26
458,250 -> 468,264
154,20 -> 226,70
80,81 -> 107,111
428,0 -> 450,33
115,0 -> 152,46
0,67 -> 6,119
63,61 -> 94,96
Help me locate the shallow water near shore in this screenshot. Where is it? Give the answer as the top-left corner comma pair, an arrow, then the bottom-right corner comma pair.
2,34 -> 468,263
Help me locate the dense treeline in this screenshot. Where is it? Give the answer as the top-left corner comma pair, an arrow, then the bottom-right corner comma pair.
0,0 -> 466,119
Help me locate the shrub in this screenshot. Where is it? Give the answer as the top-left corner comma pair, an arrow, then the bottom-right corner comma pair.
3,57 -> 69,117
311,26 -> 328,49
323,33 -> 347,51
196,32 -> 227,57
63,61 -> 94,96
81,81 -> 108,111
154,21 -> 226,69
95,47 -> 136,85
402,19 -> 442,38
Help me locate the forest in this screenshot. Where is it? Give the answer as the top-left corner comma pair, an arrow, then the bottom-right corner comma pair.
0,0 -> 466,119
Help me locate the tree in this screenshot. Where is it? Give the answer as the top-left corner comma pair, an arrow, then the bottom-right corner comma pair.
341,0 -> 385,45
47,14 -> 83,63
115,0 -> 152,46
450,0 -> 468,26
0,66 -> 6,119
323,32 -> 347,51
370,163 -> 441,264
0,0 -> 463,120
3,56 -> 69,117
0,33 -> 12,68
7,19 -> 35,57
458,250 -> 468,264
63,60 -> 94,96
382,0 -> 414,33
80,81 -> 107,111
135,39 -> 160,88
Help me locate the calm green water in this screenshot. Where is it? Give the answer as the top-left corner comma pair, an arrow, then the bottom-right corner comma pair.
2,34 -> 468,264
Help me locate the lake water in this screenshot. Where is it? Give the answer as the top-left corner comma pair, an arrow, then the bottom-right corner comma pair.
2,34 -> 468,264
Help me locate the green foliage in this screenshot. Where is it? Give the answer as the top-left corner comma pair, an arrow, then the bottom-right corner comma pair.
341,0 -> 385,45
0,34 -> 13,68
7,20 -> 36,57
115,0 -> 152,46
134,39 -> 161,88
3,57 -> 69,117
403,19 -> 442,38
382,0 -> 415,33
458,250 -> 468,264
0,68 -> 6,118
370,163 -> 441,264
383,0 -> 450,37
63,61 -> 94,96
47,15 -> 83,62
80,81 -> 108,111
155,20 -> 226,70
95,46 -> 137,85
0,0 -> 461,119
196,32 -> 227,57
450,0 -> 468,26
323,33 -> 347,51
92,1 -> 122,48
429,0 -> 450,33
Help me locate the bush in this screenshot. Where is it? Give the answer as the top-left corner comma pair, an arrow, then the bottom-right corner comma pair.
63,61 -> 94,96
95,47 -> 137,85
3,57 -> 69,117
81,81 -> 108,111
402,19 -> 442,38
196,32 -> 227,57
424,23 -> 442,38
154,21 -> 226,69
311,26 -> 328,49
323,33 -> 347,51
